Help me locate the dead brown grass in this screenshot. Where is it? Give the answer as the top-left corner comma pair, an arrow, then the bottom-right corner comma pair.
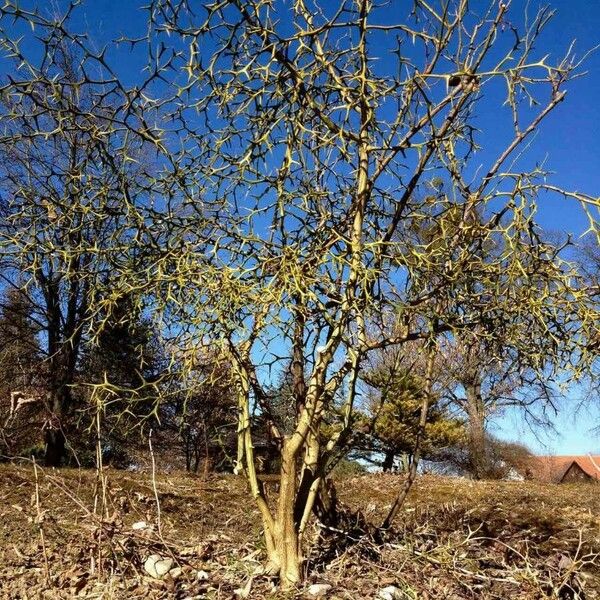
0,465 -> 598,599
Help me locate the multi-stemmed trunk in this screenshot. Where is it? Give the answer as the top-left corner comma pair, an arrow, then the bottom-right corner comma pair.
262,428 -> 326,587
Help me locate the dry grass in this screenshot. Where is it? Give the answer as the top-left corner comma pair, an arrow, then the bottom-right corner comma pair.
0,465 -> 598,599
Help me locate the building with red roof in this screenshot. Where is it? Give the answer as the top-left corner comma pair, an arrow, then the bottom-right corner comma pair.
526,455 -> 600,483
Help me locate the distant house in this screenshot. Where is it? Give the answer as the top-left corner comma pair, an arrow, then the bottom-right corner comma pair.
526,455 -> 600,483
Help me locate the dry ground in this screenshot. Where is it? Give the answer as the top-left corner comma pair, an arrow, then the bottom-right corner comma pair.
0,463 -> 598,599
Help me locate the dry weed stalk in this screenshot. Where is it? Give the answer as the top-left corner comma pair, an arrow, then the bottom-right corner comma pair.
32,457 -> 50,587
92,403 -> 110,576
148,429 -> 163,541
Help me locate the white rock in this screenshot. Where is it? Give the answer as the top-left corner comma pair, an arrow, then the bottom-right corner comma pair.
132,521 -> 148,530
234,577 -> 253,598
378,586 -> 404,600
144,554 -> 174,579
196,569 -> 210,581
558,555 -> 574,571
170,567 -> 183,579
308,583 -> 332,597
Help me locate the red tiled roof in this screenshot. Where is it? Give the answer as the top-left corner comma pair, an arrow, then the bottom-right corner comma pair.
528,455 -> 600,482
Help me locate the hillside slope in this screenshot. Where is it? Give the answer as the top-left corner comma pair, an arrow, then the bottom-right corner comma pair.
0,465 -> 598,599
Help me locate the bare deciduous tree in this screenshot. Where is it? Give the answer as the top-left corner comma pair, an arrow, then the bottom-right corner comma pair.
0,43 -> 145,465
439,333 -> 560,479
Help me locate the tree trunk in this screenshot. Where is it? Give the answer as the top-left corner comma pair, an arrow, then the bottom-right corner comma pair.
44,427 -> 65,467
44,318 -> 78,467
203,424 -> 209,475
44,386 -> 69,467
267,442 -> 302,588
465,381 -> 489,479
382,449 -> 395,472
185,447 -> 191,472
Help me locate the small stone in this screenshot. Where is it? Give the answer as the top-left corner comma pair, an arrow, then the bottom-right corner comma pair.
308,583 -> 332,597
378,586 -> 405,600
558,555 -> 574,571
132,521 -> 148,530
170,567 -> 183,579
144,554 -> 174,579
196,570 -> 210,581
234,577 -> 253,598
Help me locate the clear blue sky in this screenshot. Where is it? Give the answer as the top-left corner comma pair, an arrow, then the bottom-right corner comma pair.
9,0 -> 600,454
